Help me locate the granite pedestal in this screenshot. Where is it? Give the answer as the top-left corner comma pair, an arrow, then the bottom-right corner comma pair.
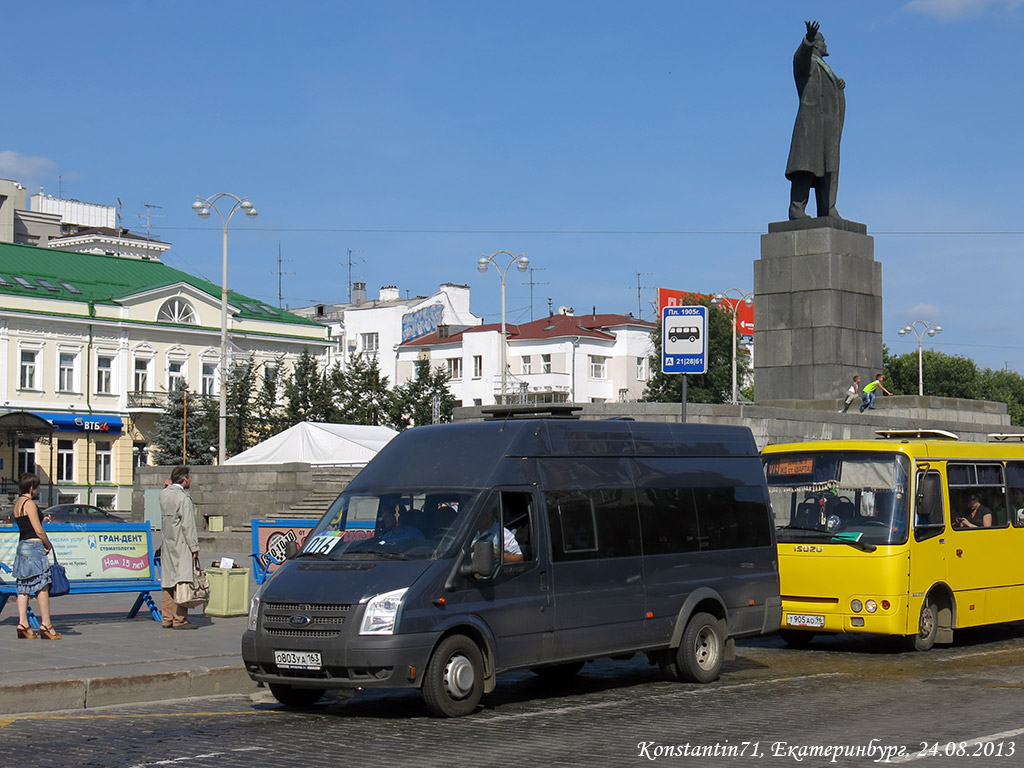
754,218 -> 882,402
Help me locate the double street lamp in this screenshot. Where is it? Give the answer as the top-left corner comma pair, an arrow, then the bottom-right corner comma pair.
898,320 -> 943,396
477,251 -> 530,404
191,193 -> 258,464
711,289 -> 754,405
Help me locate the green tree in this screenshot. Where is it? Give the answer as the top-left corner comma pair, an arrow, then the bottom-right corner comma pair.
152,381 -> 215,465
283,349 -> 332,425
392,358 -> 456,429
642,296 -> 750,404
253,356 -> 288,443
336,354 -> 395,426
883,349 -> 979,399
224,358 -> 258,457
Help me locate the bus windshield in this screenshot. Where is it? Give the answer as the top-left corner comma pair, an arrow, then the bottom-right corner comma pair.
764,451 -> 911,546
299,489 -> 480,561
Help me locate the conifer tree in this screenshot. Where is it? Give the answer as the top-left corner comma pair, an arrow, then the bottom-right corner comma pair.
152,381 -> 215,465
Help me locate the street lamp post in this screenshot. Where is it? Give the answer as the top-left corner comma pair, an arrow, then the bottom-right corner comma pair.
192,193 -> 258,464
898,320 -> 943,396
477,251 -> 530,404
711,289 -> 754,405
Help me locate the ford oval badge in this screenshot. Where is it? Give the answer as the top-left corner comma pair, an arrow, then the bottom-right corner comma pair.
288,614 -> 312,627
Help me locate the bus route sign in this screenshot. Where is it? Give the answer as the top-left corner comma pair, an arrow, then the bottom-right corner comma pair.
662,305 -> 708,375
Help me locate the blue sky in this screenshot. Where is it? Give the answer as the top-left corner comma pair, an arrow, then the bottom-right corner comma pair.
4,0 -> 1023,373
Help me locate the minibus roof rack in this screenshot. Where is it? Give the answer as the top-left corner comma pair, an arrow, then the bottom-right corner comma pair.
988,433 -> 1024,442
481,404 -> 583,420
874,429 -> 959,441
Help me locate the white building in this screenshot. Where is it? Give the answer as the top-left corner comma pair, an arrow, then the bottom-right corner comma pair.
396,310 -> 656,406
292,282 -> 482,384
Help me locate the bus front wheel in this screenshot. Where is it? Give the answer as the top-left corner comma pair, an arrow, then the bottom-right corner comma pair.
905,598 -> 938,652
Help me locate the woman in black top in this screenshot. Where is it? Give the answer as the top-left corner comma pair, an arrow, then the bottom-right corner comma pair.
12,472 -> 60,639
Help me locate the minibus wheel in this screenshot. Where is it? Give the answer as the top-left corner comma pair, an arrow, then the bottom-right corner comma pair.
905,597 -> 938,652
676,612 -> 725,684
268,683 -> 325,707
423,634 -> 484,717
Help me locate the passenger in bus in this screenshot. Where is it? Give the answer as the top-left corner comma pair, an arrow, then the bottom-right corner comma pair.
473,510 -> 524,563
954,493 -> 993,529
378,504 -> 425,543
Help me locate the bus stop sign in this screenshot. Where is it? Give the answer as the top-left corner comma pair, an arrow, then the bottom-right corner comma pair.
662,305 -> 708,375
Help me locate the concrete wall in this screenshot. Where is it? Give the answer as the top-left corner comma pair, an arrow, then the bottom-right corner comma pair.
132,462 -> 316,531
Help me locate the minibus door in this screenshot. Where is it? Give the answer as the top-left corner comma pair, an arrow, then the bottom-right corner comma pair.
909,469 -> 947,632
456,488 -> 553,669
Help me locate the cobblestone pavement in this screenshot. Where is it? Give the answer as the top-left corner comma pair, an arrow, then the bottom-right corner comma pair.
4,625 -> 1024,768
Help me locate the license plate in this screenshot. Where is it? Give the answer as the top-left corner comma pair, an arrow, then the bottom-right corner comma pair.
274,650 -> 322,670
786,613 -> 825,628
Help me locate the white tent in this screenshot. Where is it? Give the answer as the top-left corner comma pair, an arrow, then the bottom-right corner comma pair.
224,422 -> 399,466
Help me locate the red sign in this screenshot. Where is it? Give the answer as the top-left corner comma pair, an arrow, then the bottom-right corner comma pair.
657,288 -> 754,336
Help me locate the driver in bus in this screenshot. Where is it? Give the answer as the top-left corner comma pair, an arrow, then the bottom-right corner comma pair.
954,493 -> 993,529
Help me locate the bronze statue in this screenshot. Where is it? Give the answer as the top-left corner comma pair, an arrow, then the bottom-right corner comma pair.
786,21 -> 845,220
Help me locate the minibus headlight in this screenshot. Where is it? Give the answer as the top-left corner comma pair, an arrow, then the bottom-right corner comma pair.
865,600 -> 878,614
850,599 -> 863,613
359,587 -> 408,636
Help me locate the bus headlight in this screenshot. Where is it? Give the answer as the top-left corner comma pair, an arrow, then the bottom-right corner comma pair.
865,600 -> 878,613
851,599 -> 863,613
359,587 -> 408,636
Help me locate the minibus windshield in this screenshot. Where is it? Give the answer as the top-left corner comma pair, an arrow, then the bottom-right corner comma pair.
298,489 -> 480,560
764,451 -> 911,546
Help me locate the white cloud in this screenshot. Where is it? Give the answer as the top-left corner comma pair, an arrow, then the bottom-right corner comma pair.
0,150 -> 55,183
907,303 -> 942,319
904,0 -> 1024,20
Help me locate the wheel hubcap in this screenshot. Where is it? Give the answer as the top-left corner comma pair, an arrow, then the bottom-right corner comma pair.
920,606 -> 935,638
443,653 -> 475,699
695,626 -> 718,669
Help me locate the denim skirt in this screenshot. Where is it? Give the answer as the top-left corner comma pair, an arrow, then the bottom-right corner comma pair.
13,540 -> 52,596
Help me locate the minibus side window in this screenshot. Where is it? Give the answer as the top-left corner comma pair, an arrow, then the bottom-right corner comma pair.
947,463 -> 1007,530
1006,462 -> 1024,528
545,490 -> 642,562
914,470 -> 944,541
694,486 -> 773,550
637,487 -> 700,555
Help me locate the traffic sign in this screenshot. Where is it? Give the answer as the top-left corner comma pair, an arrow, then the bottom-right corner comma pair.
662,305 -> 708,375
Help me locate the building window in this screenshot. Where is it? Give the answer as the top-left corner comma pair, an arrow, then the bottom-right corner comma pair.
134,358 -> 150,392
589,355 -> 608,379
95,494 -> 116,510
133,442 -> 149,471
542,354 -> 552,374
95,441 -> 112,483
264,364 -> 278,386
20,350 -> 37,390
157,298 -> 197,324
97,355 -> 113,394
361,333 -> 379,354
57,439 -> 75,482
447,357 -> 463,380
521,356 -> 532,375
168,360 -> 186,392
473,356 -> 483,378
58,352 -> 77,392
17,439 -> 36,475
202,363 -> 216,396
637,356 -> 648,381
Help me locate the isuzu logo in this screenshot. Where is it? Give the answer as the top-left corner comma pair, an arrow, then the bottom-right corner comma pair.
288,615 -> 312,627
793,545 -> 824,553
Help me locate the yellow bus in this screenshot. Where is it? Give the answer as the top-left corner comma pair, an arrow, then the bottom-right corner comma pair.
763,430 -> 1024,651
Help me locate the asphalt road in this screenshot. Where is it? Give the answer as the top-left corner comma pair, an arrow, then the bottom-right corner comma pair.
5,625 -> 1024,768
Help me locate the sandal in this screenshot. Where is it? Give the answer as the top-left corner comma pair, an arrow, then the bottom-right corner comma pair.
17,623 -> 39,639
39,624 -> 62,640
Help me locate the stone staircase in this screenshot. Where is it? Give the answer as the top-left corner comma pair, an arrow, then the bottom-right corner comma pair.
271,466 -> 362,522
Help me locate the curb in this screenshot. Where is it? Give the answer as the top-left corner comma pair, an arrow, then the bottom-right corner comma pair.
0,665 -> 259,716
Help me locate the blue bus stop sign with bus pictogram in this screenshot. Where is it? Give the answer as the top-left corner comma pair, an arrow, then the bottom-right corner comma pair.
662,305 -> 708,375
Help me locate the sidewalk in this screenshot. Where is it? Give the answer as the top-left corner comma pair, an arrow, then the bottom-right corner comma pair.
0,539 -> 261,716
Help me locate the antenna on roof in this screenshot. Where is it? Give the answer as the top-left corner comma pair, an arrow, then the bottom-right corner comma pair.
275,242 -> 294,308
343,248 -> 365,303
636,272 -> 652,320
116,198 -> 124,229
138,203 -> 165,243
522,267 -> 547,321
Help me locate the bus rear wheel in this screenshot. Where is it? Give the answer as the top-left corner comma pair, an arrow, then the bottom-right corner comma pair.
675,612 -> 726,684
905,598 -> 938,652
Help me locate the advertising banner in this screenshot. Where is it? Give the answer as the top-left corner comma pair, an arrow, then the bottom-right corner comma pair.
252,520 -> 317,578
0,523 -> 155,581
657,288 -> 754,336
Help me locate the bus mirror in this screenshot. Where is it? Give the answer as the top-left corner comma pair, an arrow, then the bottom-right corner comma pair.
284,541 -> 299,560
460,539 -> 495,579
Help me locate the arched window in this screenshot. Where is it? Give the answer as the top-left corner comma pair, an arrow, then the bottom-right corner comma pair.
158,298 -> 196,324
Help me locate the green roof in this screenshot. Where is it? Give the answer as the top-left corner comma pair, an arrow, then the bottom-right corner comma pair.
0,240 -> 322,327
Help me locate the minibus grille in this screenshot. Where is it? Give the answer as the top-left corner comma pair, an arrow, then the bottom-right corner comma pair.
261,602 -> 351,638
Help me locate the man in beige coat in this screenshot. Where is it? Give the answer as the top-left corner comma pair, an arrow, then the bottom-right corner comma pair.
160,465 -> 200,629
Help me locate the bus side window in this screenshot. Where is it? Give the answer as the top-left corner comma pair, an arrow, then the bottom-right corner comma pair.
1006,462 -> 1024,528
914,471 -> 944,541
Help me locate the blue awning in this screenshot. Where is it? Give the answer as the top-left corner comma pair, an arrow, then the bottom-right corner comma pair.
32,412 -> 123,434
